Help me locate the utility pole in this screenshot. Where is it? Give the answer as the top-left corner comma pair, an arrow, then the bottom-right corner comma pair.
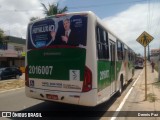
148,45 -> 150,61
136,31 -> 154,101
144,46 -> 147,100
158,49 -> 160,81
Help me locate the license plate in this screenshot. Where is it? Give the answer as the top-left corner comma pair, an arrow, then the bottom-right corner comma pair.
46,94 -> 58,100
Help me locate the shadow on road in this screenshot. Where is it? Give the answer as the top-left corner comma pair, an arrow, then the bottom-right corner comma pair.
8,77 -> 137,120
7,72 -> 139,120
7,93 -> 119,120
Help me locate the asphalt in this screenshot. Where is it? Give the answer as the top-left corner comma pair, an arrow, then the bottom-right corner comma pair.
1,65 -> 160,120
115,62 -> 160,120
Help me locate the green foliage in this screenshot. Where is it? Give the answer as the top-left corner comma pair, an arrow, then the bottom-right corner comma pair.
0,28 -> 5,44
30,17 -> 40,21
155,63 -> 158,72
41,2 -> 68,16
147,93 -> 157,102
153,79 -> 160,88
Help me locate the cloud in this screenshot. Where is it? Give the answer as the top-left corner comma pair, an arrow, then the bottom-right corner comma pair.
0,0 -> 58,38
0,0 -> 159,56
102,3 -> 160,55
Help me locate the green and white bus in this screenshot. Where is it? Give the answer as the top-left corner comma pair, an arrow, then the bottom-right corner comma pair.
25,11 -> 135,106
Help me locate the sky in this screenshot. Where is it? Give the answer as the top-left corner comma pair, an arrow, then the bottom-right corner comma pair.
0,0 -> 160,55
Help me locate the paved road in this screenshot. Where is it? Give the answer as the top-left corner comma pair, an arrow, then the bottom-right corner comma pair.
0,88 -> 43,111
0,69 -> 142,119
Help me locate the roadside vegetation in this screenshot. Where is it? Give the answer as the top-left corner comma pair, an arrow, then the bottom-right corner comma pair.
147,93 -> 157,102
30,2 -> 68,21
0,79 -> 24,92
154,62 -> 158,72
153,78 -> 160,89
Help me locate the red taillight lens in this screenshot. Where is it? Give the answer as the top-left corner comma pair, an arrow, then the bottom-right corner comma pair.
25,66 -> 29,87
82,66 -> 92,92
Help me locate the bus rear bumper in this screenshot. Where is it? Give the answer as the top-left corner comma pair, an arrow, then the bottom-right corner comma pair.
25,87 -> 97,106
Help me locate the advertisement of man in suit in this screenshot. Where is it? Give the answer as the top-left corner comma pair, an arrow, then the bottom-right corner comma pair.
61,18 -> 79,46
50,17 -> 80,46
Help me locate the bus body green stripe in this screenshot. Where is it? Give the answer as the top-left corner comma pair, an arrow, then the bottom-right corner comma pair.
97,60 -> 123,92
116,61 -> 123,75
97,61 -> 111,91
27,48 -> 86,81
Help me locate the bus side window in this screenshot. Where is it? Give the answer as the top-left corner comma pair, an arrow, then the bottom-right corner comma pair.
96,26 -> 103,59
131,51 -> 134,61
117,40 -> 124,60
103,31 -> 109,59
124,48 -> 127,60
128,49 -> 131,61
96,25 -> 109,60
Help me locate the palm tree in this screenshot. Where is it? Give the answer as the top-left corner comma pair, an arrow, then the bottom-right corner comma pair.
41,2 -> 68,16
30,17 -> 40,21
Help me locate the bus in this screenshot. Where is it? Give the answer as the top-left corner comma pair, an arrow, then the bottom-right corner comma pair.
25,11 -> 135,106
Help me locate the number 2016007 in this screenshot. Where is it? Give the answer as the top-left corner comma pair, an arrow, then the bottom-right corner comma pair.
29,66 -> 53,75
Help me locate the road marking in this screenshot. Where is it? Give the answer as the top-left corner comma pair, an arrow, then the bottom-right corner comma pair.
111,69 -> 144,120
0,87 -> 25,94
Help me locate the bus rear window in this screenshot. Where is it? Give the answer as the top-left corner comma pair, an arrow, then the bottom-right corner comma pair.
27,15 -> 88,49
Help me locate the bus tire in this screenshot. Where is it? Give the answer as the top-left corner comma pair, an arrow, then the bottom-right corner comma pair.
117,75 -> 123,96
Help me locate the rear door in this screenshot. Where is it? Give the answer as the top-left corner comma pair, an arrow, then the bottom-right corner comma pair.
109,41 -> 116,95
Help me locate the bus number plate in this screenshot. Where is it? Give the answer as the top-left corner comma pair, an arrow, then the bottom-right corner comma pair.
46,94 -> 58,100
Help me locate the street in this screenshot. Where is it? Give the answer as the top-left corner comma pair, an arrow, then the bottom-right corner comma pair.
0,69 -> 143,120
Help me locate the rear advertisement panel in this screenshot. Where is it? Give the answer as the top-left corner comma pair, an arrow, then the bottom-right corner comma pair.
27,14 -> 88,91
27,14 -> 88,49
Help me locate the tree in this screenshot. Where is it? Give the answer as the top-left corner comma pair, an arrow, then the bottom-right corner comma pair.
0,28 -> 5,44
41,2 -> 68,16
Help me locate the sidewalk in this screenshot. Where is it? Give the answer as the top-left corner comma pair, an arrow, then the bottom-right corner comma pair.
20,73 -> 25,80
0,73 -> 25,92
117,62 -> 160,119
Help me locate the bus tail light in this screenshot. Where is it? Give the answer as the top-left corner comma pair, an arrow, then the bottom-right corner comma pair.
82,66 -> 92,92
25,66 -> 29,87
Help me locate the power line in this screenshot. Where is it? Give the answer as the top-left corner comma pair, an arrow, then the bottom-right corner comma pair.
147,0 -> 151,32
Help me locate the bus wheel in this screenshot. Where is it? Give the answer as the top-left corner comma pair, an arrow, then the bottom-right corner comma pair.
117,77 -> 123,96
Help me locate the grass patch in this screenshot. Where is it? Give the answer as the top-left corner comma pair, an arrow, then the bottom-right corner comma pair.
0,79 -> 25,91
153,78 -> 160,89
155,63 -> 158,72
147,93 -> 157,102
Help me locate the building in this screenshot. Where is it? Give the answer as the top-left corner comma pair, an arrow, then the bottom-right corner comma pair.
151,49 -> 160,56
150,48 -> 160,62
0,36 -> 25,67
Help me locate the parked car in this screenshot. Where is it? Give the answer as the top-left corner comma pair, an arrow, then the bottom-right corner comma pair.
0,67 -> 22,80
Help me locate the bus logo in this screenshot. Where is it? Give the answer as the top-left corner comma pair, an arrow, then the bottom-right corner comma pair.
69,70 -> 80,81
2,112 -> 11,117
29,80 -> 35,87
